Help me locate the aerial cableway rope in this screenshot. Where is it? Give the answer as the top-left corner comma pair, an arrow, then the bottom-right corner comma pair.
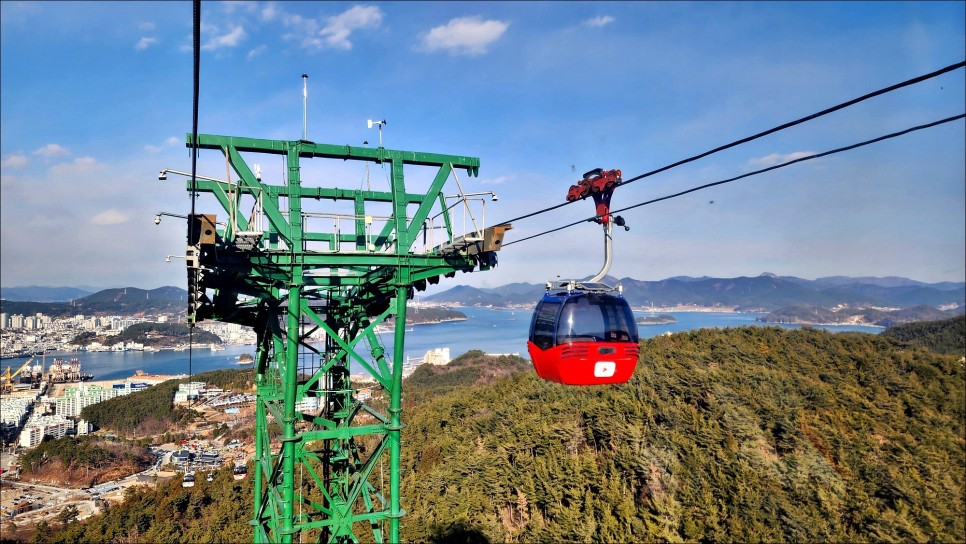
503,113 -> 965,247
494,60 -> 965,228
187,0 -> 201,389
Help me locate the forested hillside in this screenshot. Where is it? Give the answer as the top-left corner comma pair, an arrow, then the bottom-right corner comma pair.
80,380 -> 196,435
24,467 -> 252,544
881,314 -> 966,356
70,322 -> 222,348
80,369 -> 252,435
405,350 -> 531,399
400,327 -> 964,542
19,437 -> 154,489
17,327 -> 964,543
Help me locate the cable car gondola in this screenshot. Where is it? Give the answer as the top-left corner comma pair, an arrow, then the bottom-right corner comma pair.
526,168 -> 641,385
528,281 -> 639,385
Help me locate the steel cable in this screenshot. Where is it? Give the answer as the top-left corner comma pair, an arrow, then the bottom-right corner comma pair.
494,60 -> 965,228
504,113 -> 965,247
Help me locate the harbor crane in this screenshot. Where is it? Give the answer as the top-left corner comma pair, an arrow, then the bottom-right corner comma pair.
1,356 -> 34,393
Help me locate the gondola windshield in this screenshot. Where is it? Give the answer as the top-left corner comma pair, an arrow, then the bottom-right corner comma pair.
532,293 -> 637,349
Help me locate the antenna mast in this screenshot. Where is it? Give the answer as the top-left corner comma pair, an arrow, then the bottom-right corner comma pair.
301,73 -> 308,140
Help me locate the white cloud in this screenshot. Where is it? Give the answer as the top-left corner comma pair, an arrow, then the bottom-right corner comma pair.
584,15 -> 615,28
482,175 -> 513,185
747,151 -> 816,169
49,157 -> 102,177
1,154 -> 28,169
144,136 -> 182,154
91,209 -> 131,226
281,13 -> 318,47
247,44 -> 267,60
202,25 -> 247,50
318,5 -> 384,50
221,1 -> 257,14
138,22 -> 156,31
261,2 -> 278,22
417,16 -> 509,56
135,36 -> 158,50
33,143 -> 70,158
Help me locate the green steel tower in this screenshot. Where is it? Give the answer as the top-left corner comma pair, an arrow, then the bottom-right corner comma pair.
166,134 -> 508,543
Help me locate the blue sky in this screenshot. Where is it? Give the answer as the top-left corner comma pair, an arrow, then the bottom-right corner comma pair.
1,1 -> 964,293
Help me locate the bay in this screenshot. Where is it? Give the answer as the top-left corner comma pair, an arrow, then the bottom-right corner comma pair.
385,307 -> 882,365
1,345 -> 257,383
2,309 -> 882,381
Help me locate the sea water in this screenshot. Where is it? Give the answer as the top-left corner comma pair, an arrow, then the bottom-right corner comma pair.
386,307 -> 882,363
2,308 -> 881,380
1,345 -> 258,382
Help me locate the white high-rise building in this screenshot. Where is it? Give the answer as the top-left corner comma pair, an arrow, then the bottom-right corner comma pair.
422,347 -> 451,366
18,414 -> 74,448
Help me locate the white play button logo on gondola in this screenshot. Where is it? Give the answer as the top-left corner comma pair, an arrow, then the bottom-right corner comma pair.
594,361 -> 616,377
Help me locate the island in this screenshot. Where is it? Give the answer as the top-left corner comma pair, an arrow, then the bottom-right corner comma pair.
407,306 -> 467,325
757,304 -> 956,327
375,306 -> 468,332
636,314 -> 677,325
70,322 -> 223,350
236,353 -> 255,365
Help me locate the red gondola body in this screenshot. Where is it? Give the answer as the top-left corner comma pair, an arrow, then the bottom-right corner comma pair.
531,167 -> 638,385
527,290 -> 640,385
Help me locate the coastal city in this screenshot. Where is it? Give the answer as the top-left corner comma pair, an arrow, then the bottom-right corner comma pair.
0,373 -> 258,527
0,297 -> 490,530
0,310 -> 257,359
0,307 -> 314,528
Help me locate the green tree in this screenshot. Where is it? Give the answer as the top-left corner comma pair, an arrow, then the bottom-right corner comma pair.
29,521 -> 53,544
57,505 -> 79,530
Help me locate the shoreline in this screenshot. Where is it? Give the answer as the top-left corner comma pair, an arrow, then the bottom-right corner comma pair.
757,319 -> 886,329
636,306 -> 744,313
441,303 -> 755,314
412,316 -> 468,326
374,316 -> 468,333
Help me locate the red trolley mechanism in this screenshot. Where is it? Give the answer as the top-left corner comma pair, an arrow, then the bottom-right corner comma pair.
527,168 -> 640,385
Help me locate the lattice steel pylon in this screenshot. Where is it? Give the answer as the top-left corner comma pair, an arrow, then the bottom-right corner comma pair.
166,134 -> 509,543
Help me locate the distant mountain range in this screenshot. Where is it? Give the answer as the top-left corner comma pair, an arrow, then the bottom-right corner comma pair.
0,285 -> 94,302
0,287 -> 188,316
2,274 -> 963,318
424,273 -> 965,312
